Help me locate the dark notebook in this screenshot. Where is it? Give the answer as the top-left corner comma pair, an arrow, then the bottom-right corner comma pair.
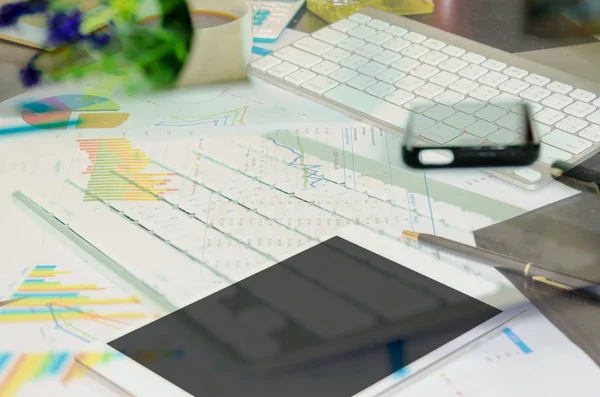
474,153 -> 600,365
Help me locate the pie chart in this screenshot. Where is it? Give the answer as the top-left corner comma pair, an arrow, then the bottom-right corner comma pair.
21,95 -> 130,129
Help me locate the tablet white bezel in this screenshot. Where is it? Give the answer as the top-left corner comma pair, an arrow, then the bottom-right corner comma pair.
76,226 -> 528,397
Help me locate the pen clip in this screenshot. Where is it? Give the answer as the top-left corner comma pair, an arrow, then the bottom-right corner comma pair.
532,276 -> 572,291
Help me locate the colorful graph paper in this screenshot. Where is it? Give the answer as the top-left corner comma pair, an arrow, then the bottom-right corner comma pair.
78,138 -> 178,201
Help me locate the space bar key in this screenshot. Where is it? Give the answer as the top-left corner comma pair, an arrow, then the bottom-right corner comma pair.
324,85 -> 435,134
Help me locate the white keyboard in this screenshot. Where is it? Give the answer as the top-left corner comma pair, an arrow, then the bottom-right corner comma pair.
13,133 -> 502,310
252,0 -> 306,43
249,7 -> 600,190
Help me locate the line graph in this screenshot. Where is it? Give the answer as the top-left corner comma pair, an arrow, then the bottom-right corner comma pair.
156,106 -> 248,128
268,137 -> 325,188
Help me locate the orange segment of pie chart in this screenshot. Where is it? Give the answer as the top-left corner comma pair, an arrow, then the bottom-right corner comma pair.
76,113 -> 130,129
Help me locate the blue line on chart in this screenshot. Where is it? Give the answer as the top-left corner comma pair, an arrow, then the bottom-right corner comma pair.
502,328 -> 533,354
55,160 -> 61,173
422,171 -> 439,259
48,304 -> 91,343
267,137 -> 324,188
156,115 -> 230,128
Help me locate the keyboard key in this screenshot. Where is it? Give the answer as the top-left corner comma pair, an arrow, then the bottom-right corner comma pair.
330,19 -> 358,32
338,37 -> 366,51
430,71 -> 459,87
311,60 -> 340,76
469,86 -> 500,102
478,71 -> 509,87
524,74 -> 550,86
547,81 -> 573,95
358,61 -> 387,76
466,120 -> 498,137
503,66 -> 528,79
372,50 -> 402,65
499,78 -> 530,95
366,31 -> 393,45
410,64 -> 440,79
312,27 -> 348,45
496,113 -> 523,131
274,46 -> 322,68
434,91 -> 465,106
442,45 -> 466,57
520,86 -> 551,102
340,54 -> 369,69
541,93 -> 573,110
251,55 -> 281,71
513,101 -> 543,115
462,52 -> 486,64
348,74 -> 377,90
403,32 -> 426,43
376,68 -> 406,84
329,67 -> 359,83
385,25 -> 408,37
421,123 -> 461,143
454,99 -> 486,114
439,58 -> 468,73
385,89 -> 415,106
355,43 -> 384,58
322,47 -> 351,62
284,68 -> 317,85
424,104 -> 455,121
587,109 -> 600,125
349,13 -> 371,23
532,121 -> 552,137
481,59 -> 507,72
539,143 -> 572,165
414,83 -> 445,99
444,112 -> 477,129
542,130 -> 592,154
401,44 -> 430,59
420,51 -> 449,66
302,75 -> 338,94
514,168 -> 542,182
490,93 -> 521,109
570,89 -> 596,102
396,75 -> 425,91
348,25 -> 377,39
448,133 -> 483,146
533,108 -> 565,125
564,101 -> 596,118
391,58 -> 420,72
324,85 -> 435,133
383,37 -> 411,52
422,38 -> 446,50
267,62 -> 299,78
579,124 -> 600,142
366,82 -> 396,98
475,105 -> 506,122
293,37 -> 333,56
405,98 -> 435,113
458,64 -> 488,79
366,19 -> 390,30
449,78 -> 479,94
487,128 -> 521,145
555,116 -> 588,134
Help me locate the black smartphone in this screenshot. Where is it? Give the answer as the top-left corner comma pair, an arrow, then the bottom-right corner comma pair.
402,102 -> 540,169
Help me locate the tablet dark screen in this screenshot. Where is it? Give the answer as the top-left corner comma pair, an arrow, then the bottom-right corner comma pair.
108,237 -> 501,396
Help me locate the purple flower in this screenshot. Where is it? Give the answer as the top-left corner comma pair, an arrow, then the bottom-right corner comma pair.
0,2 -> 29,27
87,32 -> 111,48
0,1 -> 48,27
20,59 -> 42,88
47,9 -> 83,46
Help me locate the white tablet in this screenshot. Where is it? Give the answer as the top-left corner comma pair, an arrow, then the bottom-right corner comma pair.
76,226 -> 527,397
